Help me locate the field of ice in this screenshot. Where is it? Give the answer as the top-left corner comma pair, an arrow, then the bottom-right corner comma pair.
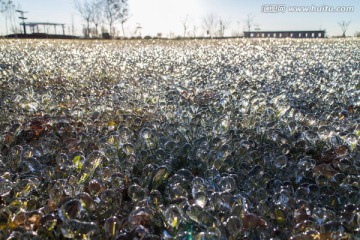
0,38 -> 359,239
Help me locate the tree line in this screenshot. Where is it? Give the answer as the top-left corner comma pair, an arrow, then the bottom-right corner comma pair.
74,0 -> 128,38
0,0 -> 128,37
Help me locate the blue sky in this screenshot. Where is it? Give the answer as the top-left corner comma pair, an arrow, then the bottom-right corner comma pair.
1,0 -> 359,37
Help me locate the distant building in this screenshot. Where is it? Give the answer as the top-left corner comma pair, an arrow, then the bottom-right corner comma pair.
244,30 -> 326,38
6,22 -> 79,39
21,22 -> 66,35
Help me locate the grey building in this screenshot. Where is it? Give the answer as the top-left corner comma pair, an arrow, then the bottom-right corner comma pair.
244,30 -> 326,38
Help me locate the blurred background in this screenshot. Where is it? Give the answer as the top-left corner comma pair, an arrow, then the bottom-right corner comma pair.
0,0 -> 359,38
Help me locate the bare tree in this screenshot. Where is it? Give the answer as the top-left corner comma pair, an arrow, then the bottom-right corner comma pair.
192,24 -> 197,38
102,0 -> 128,37
338,20 -> 351,37
181,14 -> 190,38
218,18 -> 231,37
9,2 -> 20,34
202,13 -> 217,38
74,0 -> 93,38
245,14 -> 254,32
90,0 -> 103,37
0,0 -> 15,35
71,14 -> 75,35
0,0 -> 13,11
119,4 -> 128,37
